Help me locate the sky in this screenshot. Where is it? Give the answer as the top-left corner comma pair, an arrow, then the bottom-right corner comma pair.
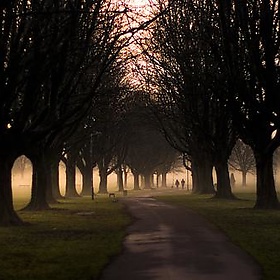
128,0 -> 151,7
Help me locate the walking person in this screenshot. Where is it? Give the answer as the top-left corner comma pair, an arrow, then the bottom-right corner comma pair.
181,179 -> 185,189
175,179 -> 180,189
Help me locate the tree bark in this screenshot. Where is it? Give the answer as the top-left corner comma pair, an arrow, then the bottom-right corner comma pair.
156,173 -> 159,188
150,174 -> 155,188
123,167 -> 128,189
117,167 -> 124,192
191,157 -> 215,194
50,159 -> 64,201
162,172 -> 167,188
65,153 -> 80,198
98,167 -> 108,193
0,156 -> 24,226
214,160 -> 235,199
80,164 -> 93,196
46,160 -> 58,204
254,151 -> 279,209
144,173 -> 152,189
132,171 -> 140,190
24,153 -> 51,211
242,171 -> 247,187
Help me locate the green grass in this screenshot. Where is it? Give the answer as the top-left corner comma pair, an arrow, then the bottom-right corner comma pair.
156,193 -> 280,280
8,190 -> 280,280
0,196 -> 131,280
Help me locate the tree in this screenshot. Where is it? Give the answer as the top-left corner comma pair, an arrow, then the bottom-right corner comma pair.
126,126 -> 174,189
64,151 -> 80,198
13,156 -> 31,179
91,66 -> 129,194
123,99 -> 178,189
76,132 -> 98,197
229,139 -> 255,187
138,0 -> 236,197
217,0 -> 280,208
0,0 -> 148,225
154,150 -> 181,188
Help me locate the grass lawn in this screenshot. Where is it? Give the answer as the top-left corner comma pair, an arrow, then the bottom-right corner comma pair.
156,193 -> 280,280
0,195 -> 131,280
7,190 -> 280,280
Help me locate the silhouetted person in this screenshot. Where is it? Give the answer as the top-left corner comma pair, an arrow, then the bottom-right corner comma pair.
230,173 -> 236,188
175,179 -> 180,188
181,179 -> 185,189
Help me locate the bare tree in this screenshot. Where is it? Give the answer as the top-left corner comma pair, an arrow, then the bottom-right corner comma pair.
138,0 -> 236,197
0,1 -> 149,225
13,156 -> 31,179
229,139 -> 255,187
126,126 -> 176,189
123,98 -> 178,189
217,0 -> 280,208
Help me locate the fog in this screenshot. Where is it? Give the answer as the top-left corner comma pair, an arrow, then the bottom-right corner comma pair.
11,157 -> 185,201
11,156 -> 280,203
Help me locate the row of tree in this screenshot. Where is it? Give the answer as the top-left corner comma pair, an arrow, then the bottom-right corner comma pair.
0,1 -> 185,227
131,0 -> 280,209
2,0 -> 280,225
0,0 -> 168,225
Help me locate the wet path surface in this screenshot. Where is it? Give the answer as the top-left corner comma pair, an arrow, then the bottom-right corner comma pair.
100,196 -> 261,280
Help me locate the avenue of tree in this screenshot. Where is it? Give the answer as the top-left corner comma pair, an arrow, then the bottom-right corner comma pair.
135,0 -> 280,208
1,0 -> 280,226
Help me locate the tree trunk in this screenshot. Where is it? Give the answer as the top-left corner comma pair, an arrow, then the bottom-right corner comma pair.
117,167 -> 124,192
46,159 -> 59,204
141,175 -> 145,188
132,171 -> 140,190
156,173 -> 159,188
242,171 -> 247,187
214,161 -> 235,199
65,153 -> 80,198
162,172 -> 167,188
123,167 -> 128,189
51,160 -> 64,200
80,164 -> 93,196
98,167 -> 108,193
254,151 -> 279,209
144,173 -> 152,189
0,156 -> 24,226
24,154 -> 51,211
191,157 -> 215,194
150,174 -> 154,188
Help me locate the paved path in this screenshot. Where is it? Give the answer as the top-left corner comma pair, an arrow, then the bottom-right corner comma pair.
100,196 -> 261,280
